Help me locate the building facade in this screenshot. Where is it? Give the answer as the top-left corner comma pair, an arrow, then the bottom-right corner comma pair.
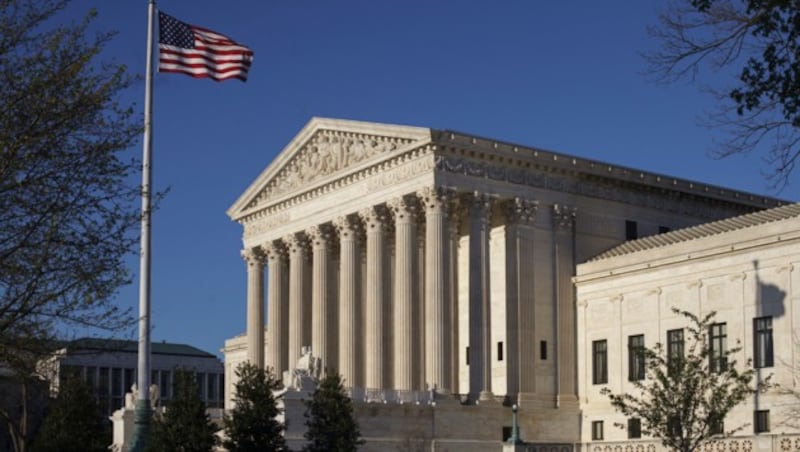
42,338 -> 225,416
225,118 -> 782,448
575,204 -> 800,451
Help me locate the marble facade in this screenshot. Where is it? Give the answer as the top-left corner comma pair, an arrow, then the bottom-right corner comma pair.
224,118 -> 781,447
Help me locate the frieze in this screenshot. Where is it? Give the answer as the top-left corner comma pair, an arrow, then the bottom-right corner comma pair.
434,155 -> 747,220
243,211 -> 291,237
250,130 -> 416,207
366,157 -> 435,191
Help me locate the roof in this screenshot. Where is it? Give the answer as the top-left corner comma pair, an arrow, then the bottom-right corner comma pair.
64,338 -> 216,359
589,203 -> 800,262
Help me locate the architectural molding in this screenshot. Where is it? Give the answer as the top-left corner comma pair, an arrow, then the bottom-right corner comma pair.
552,204 -> 576,231
506,197 -> 538,226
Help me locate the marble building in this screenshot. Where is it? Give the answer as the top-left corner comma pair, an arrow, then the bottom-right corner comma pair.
224,117 -> 781,449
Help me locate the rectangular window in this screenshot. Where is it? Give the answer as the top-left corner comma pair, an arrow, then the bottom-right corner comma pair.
207,373 -> 217,402
659,226 -> 671,234
592,340 -> 608,384
591,421 -> 604,440
196,372 -> 205,399
628,334 -> 645,381
709,323 -> 727,373
755,410 -> 770,433
124,368 -> 135,395
540,340 -> 547,360
754,317 -> 774,368
710,415 -> 724,436
626,220 -> 638,240
160,370 -> 170,399
466,346 -> 470,366
667,328 -> 684,375
628,418 -> 641,439
668,416 -> 682,437
497,341 -> 503,361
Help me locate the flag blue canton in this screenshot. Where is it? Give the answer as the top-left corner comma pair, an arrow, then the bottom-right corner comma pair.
158,13 -> 195,49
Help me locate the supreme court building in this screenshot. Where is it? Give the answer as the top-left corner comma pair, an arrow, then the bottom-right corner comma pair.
223,118 -> 783,450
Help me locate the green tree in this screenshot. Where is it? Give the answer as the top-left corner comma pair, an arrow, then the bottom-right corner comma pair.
223,362 -> 286,452
303,372 -> 363,452
30,375 -> 108,452
147,370 -> 218,452
602,309 -> 768,452
646,0 -> 800,189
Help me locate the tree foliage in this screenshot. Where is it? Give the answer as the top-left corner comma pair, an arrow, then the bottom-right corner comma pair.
602,309 -> 768,452
647,0 -> 800,188
0,0 -> 143,357
303,371 -> 363,452
30,375 -> 108,452
223,362 -> 286,452
147,370 -> 218,452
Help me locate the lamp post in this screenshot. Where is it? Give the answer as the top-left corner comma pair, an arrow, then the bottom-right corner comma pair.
507,404 -> 523,445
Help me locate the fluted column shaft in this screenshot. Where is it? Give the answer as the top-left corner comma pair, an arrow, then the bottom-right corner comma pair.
389,197 -> 417,392
553,204 -> 578,400
335,216 -> 360,388
244,247 -> 265,369
420,187 -> 450,393
468,193 -> 493,401
361,206 -> 388,391
447,204 -> 461,394
310,225 -> 332,369
286,233 -> 309,370
265,242 -> 288,375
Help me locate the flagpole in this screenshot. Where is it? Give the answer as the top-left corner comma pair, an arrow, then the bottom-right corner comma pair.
129,0 -> 155,450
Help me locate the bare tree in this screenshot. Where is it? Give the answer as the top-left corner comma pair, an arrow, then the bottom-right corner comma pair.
646,0 -> 800,189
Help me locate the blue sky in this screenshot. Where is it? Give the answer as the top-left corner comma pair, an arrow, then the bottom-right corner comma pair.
68,1 -> 795,358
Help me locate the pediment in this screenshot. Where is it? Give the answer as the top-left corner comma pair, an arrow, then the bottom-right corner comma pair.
228,118 -> 432,221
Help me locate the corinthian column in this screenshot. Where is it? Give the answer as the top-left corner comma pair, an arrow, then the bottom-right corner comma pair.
334,215 -> 361,389
552,203 -> 577,402
243,247 -> 265,369
360,205 -> 389,393
286,232 -> 309,371
388,195 -> 418,394
264,240 -> 288,376
468,192 -> 493,402
309,224 -> 333,370
419,187 -> 452,394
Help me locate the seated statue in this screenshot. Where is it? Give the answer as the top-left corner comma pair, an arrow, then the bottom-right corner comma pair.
283,346 -> 322,390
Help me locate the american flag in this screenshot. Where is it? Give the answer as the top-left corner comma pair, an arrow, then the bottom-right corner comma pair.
158,11 -> 254,82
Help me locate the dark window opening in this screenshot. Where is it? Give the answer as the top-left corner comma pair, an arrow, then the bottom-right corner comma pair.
592,340 -> 608,384
709,323 -> 727,373
667,328 -> 684,376
625,220 -> 638,240
754,316 -> 774,368
755,410 -> 770,433
628,334 -> 645,381
540,340 -> 547,360
497,341 -> 503,361
591,421 -> 604,440
628,418 -> 641,439
466,346 -> 470,366
659,226 -> 671,234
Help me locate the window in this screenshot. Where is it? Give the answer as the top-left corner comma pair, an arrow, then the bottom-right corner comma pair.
659,226 -> 671,234
754,410 -> 770,433
497,341 -> 503,361
668,416 -> 682,437
592,340 -> 608,384
160,370 -> 170,399
626,220 -> 638,240
628,334 -> 645,381
628,418 -> 641,439
754,317 -> 773,368
710,414 -> 724,436
667,328 -> 684,375
466,346 -> 470,365
124,368 -> 135,395
540,340 -> 547,360
709,323 -> 727,373
591,421 -> 604,440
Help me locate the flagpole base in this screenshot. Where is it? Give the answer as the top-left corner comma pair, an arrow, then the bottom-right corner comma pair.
127,399 -> 152,452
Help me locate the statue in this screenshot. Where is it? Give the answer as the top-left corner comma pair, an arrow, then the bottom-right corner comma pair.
124,383 -> 137,410
149,384 -> 160,408
283,346 -> 322,390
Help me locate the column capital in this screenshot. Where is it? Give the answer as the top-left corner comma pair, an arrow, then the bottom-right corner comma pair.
359,205 -> 390,230
552,203 -> 577,231
307,224 -> 334,249
417,186 -> 455,212
261,240 -> 287,261
333,215 -> 361,237
241,247 -> 266,267
467,191 -> 493,221
506,197 -> 539,226
283,232 -> 310,255
388,195 -> 419,222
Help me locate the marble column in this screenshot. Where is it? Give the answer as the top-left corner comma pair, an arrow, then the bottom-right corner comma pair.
389,196 -> 418,394
334,215 -> 361,388
447,201 -> 462,394
286,232 -> 309,371
264,241 -> 289,376
243,247 -> 265,369
309,224 -> 333,370
420,187 -> 451,394
553,204 -> 577,403
360,205 -> 389,393
468,192 -> 493,401
504,198 -> 538,399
